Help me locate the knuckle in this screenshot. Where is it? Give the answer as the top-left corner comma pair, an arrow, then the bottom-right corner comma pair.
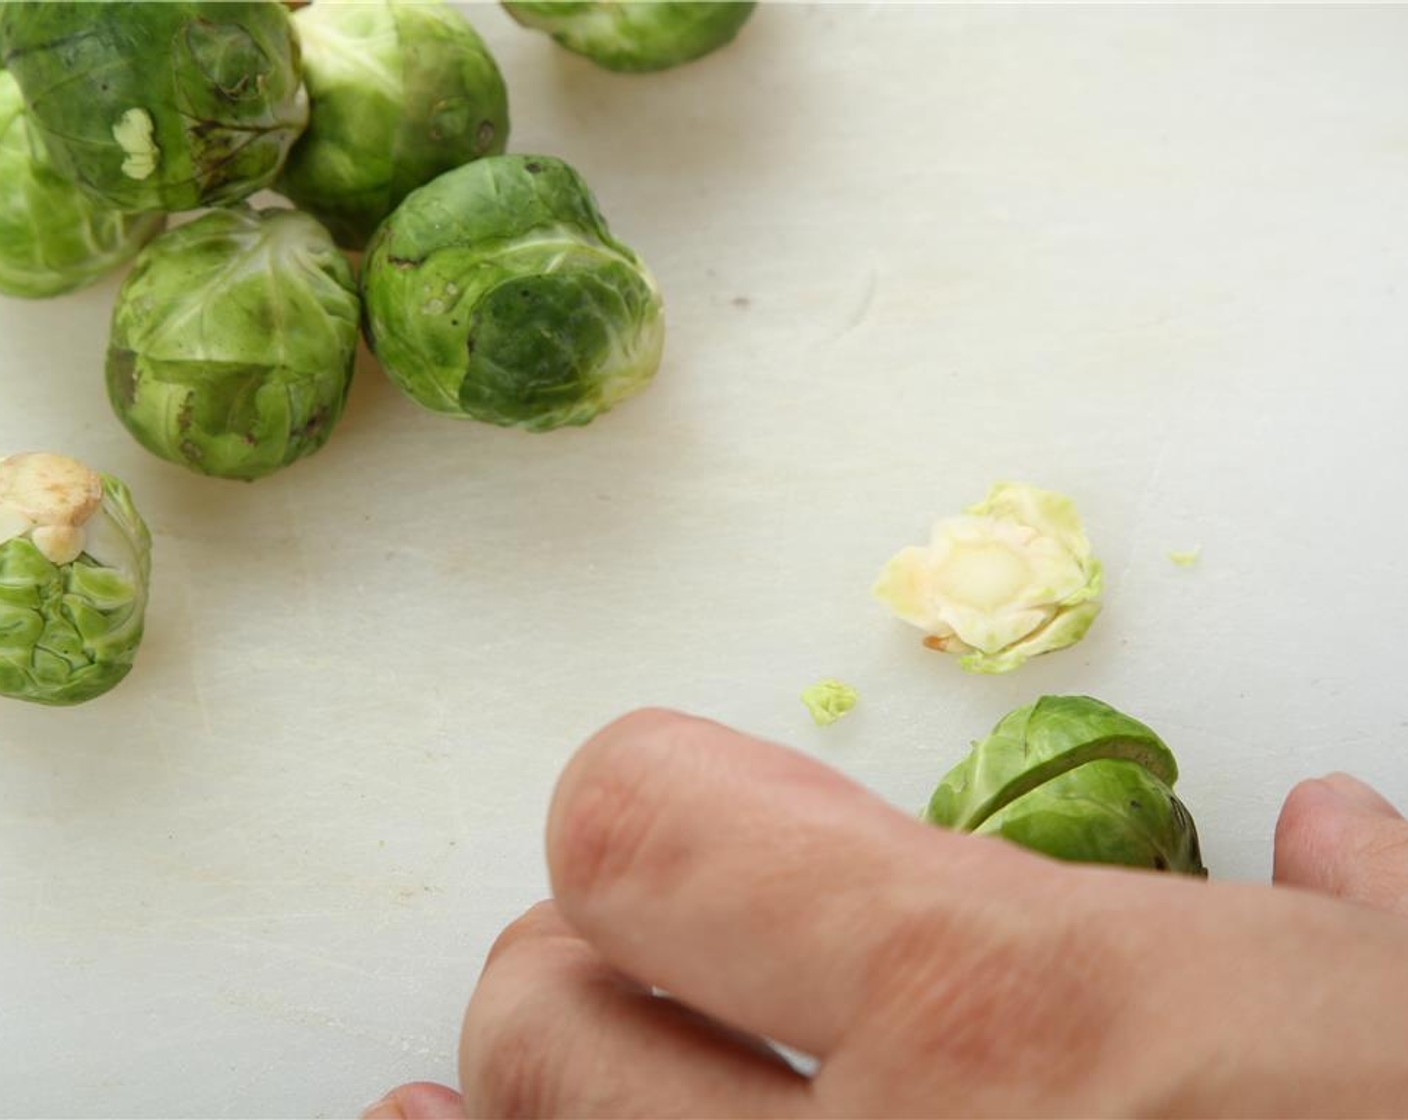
1346,819 -> 1408,905
1273,780 -> 1408,898
1358,818 -> 1408,862
462,1007 -> 556,1119
1273,780 -> 1347,884
467,924 -> 601,1118
858,878 -> 1119,1083
483,901 -> 567,971
1276,779 -> 1328,844
461,946 -> 608,1120
549,709 -> 699,904
551,763 -> 667,907
596,706 -> 688,742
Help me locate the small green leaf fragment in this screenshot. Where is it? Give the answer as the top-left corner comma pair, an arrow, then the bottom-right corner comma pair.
1168,547 -> 1201,568
801,679 -> 859,727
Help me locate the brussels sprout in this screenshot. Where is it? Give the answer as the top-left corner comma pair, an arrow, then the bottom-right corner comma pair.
106,206 -> 360,481
362,155 -> 665,431
503,1 -> 755,72
278,0 -> 509,251
926,696 -> 1207,876
0,70 -> 164,299
873,482 -> 1103,674
0,1 -> 308,212
0,453 -> 152,706
801,679 -> 858,726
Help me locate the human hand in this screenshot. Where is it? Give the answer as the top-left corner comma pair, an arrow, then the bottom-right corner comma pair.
365,709 -> 1408,1118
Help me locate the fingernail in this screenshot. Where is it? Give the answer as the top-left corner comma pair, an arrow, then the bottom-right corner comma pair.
360,1095 -> 405,1120
1319,772 -> 1403,817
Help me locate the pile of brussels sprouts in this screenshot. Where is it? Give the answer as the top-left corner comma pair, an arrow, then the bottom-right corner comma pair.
0,2 -> 1209,882
0,0 -> 754,708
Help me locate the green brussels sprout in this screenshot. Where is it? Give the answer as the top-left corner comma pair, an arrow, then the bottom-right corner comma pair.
278,0 -> 509,251
0,70 -> 164,299
0,453 -> 152,706
362,154 -> 665,431
106,206 -> 360,481
874,482 -> 1103,674
503,1 -> 755,72
925,696 -> 1207,876
0,1 -> 308,212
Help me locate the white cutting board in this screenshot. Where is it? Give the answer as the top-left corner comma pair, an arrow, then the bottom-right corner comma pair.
4,4 -> 1408,1115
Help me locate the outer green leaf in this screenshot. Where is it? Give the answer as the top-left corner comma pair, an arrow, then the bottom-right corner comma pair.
0,1 -> 308,211
976,759 -> 1206,875
503,1 -> 755,72
362,154 -> 664,431
0,69 -> 163,298
105,207 -> 360,481
924,696 -> 1205,876
279,0 -> 509,250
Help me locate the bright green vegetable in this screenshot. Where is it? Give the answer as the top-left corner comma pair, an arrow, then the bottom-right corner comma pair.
362,154 -> 665,431
0,69 -> 164,299
0,1 -> 308,212
0,452 -> 152,706
873,482 -> 1103,674
105,206 -> 360,481
801,679 -> 858,726
279,0 -> 509,250
926,696 -> 1207,876
503,1 -> 755,72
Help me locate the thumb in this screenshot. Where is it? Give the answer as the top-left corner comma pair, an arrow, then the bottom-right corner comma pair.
361,1082 -> 465,1120
1274,773 -> 1408,917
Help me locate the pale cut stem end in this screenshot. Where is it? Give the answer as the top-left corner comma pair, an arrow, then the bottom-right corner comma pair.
0,452 -> 104,563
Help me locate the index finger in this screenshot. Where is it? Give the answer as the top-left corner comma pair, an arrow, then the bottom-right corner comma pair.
545,708 -> 1051,1058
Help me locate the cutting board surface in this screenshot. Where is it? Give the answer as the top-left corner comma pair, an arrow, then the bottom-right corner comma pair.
3,5 -> 1407,1115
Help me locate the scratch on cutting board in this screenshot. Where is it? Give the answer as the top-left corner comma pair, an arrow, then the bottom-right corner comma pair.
184,581 -> 215,739
1158,719 -> 1392,759
827,266 -> 879,342
429,695 -> 478,845
215,928 -> 389,980
1143,719 -> 1249,749
285,487 -> 328,647
1112,428 -> 1177,593
16,902 -> 376,940
221,986 -> 453,1061
196,738 -> 456,802
444,763 -> 475,846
